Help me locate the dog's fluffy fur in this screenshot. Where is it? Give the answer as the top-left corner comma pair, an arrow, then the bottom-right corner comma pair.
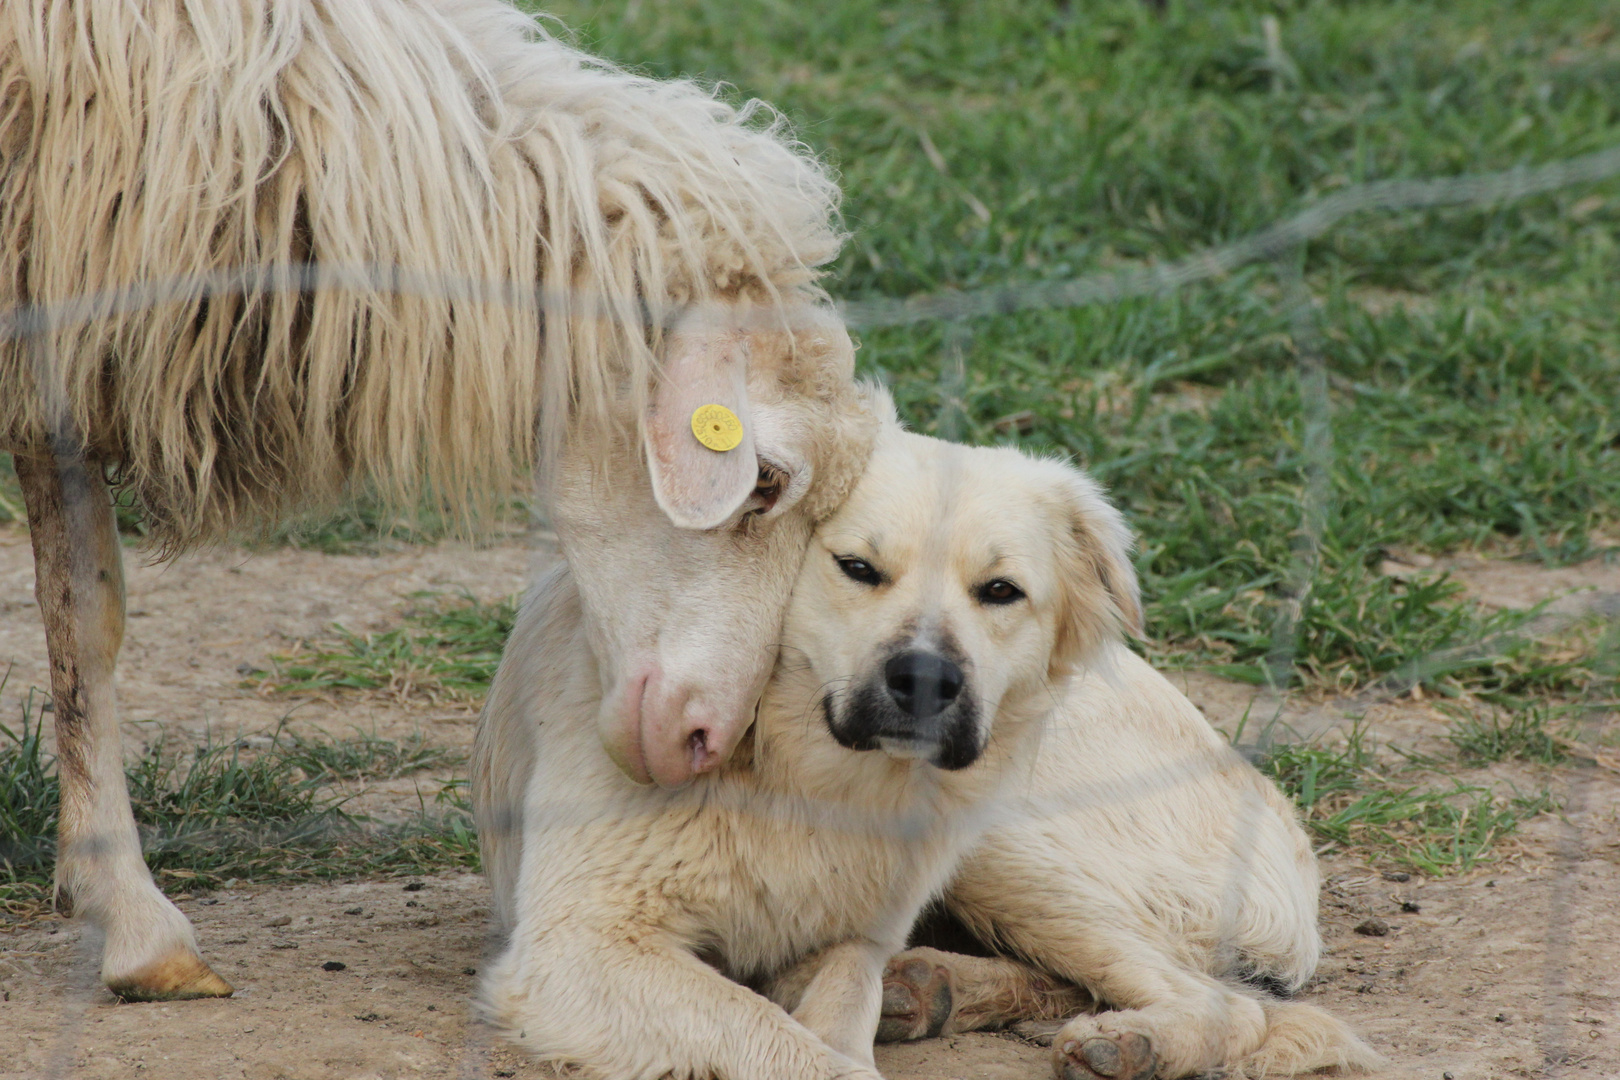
474,402 -> 1380,1080
891,649 -> 1382,1079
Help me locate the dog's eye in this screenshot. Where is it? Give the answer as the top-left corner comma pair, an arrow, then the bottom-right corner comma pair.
976,579 -> 1025,605
835,555 -> 884,587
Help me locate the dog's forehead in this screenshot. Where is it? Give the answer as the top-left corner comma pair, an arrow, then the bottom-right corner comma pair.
822,431 -> 1062,569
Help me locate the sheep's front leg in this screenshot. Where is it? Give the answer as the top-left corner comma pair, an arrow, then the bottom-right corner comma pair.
484,926 -> 881,1080
16,447 -> 232,1001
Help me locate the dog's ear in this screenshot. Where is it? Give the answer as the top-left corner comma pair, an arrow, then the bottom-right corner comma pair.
1048,465 -> 1142,674
643,312 -> 759,530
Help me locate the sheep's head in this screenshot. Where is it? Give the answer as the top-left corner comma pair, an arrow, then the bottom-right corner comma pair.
548,303 -> 876,788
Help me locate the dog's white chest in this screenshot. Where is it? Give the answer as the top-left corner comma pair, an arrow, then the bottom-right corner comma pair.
688,798 -> 955,977
532,769 -> 963,979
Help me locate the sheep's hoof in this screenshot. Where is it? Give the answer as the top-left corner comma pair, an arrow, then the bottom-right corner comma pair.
108,950 -> 235,1001
1057,1033 -> 1157,1080
876,956 -> 953,1042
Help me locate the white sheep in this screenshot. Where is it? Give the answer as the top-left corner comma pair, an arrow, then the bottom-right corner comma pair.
0,0 -> 872,1002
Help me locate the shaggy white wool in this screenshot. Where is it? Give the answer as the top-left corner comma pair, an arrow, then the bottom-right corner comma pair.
0,0 -> 841,546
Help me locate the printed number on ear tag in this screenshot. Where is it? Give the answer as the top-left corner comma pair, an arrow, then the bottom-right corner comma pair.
690,404 -> 744,452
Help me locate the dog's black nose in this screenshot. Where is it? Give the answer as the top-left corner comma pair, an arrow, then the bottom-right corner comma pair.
884,651 -> 963,719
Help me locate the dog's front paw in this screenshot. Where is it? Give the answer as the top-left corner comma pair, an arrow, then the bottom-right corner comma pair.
1054,1017 -> 1158,1080
876,953 -> 954,1042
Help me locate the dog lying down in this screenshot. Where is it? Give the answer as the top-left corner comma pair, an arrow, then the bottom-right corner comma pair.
473,397 -> 1380,1080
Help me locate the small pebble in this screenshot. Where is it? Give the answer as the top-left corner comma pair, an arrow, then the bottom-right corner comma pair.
344,907 -> 363,916
263,915 -> 291,928
1382,871 -> 1411,883
321,961 -> 346,972
1354,918 -> 1390,937
403,882 -> 426,892
462,967 -> 477,976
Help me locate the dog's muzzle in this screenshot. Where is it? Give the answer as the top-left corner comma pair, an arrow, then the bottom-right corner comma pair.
827,649 -> 981,770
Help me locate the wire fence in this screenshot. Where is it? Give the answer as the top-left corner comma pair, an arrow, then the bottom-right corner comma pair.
3,143 -> 1619,1078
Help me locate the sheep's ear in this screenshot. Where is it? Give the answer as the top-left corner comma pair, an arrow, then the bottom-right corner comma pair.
1050,467 -> 1142,673
644,317 -> 759,530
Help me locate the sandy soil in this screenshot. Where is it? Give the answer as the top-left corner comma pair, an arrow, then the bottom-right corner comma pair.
2,526 -> 1617,1079
0,523 -> 548,753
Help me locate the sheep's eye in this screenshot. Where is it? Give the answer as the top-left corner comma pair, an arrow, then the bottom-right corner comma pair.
976,579 -> 1025,605
751,463 -> 788,515
835,555 -> 884,587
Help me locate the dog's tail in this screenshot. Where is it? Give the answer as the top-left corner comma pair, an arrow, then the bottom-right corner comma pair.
1237,999 -> 1385,1076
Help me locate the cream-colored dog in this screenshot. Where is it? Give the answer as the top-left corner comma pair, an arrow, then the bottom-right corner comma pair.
473,400 -> 1378,1080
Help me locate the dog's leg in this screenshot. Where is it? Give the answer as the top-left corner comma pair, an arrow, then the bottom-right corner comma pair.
483,927 -> 882,1080
16,449 -> 232,1001
1028,926 -> 1268,1080
944,888 -> 1378,1078
1244,999 -> 1386,1076
770,939 -> 890,1069
1040,951 -> 1386,1080
874,946 -> 1094,1043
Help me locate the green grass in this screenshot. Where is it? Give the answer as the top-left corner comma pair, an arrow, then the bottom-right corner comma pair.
0,685 -> 58,915
552,0 -> 1620,299
1253,722 -> 1554,875
0,690 -> 477,918
248,592 -> 517,704
0,454 -> 21,526
279,726 -> 464,781
1446,703 -> 1569,765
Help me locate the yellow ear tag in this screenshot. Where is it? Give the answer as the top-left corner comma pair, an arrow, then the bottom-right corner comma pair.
690,404 -> 744,452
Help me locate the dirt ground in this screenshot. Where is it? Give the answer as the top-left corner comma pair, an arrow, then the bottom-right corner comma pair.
2,524 -> 1617,1079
